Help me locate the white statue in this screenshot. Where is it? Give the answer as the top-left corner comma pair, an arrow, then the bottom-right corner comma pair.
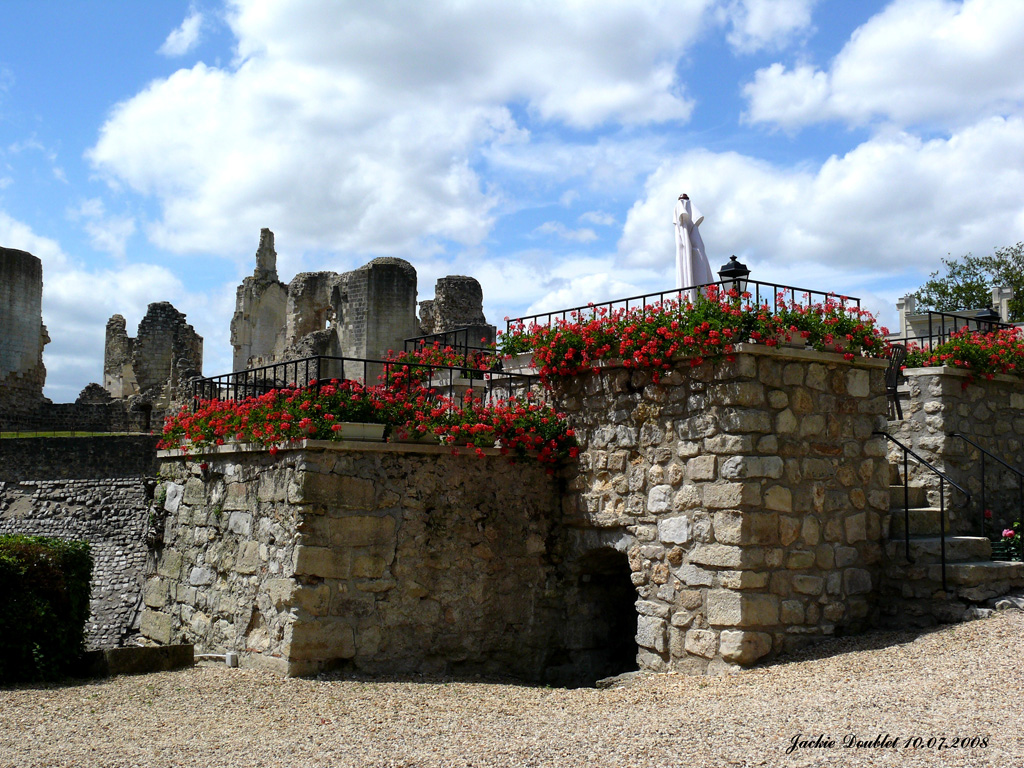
674,193 -> 713,296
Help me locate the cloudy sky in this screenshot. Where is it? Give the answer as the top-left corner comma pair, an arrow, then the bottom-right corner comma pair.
2,0 -> 1022,401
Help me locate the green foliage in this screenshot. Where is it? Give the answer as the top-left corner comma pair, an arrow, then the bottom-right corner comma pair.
913,243 -> 1024,321
0,535 -> 93,683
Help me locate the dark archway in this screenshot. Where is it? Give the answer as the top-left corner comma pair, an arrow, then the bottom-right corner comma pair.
547,547 -> 638,687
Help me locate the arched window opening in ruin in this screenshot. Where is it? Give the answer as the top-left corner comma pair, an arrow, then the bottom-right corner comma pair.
555,547 -> 638,687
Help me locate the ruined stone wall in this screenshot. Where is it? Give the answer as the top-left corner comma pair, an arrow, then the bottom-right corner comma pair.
0,436 -> 160,649
132,302 -> 203,409
0,247 -> 49,416
891,367 -> 1024,533
0,401 -> 132,434
554,346 -> 890,674
144,443 -> 563,678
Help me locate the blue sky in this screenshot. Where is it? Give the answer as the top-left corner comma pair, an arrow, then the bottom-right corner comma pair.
1,0 -> 1022,401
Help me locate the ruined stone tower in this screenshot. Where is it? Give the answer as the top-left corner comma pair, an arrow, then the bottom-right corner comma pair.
102,303 -> 203,410
230,229 -> 288,370
0,247 -> 50,416
418,275 -> 496,347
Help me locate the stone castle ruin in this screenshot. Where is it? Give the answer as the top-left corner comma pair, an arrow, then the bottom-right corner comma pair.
230,229 -> 494,373
0,247 -> 50,417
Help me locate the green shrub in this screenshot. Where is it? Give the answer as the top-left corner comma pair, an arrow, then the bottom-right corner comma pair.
0,535 -> 92,683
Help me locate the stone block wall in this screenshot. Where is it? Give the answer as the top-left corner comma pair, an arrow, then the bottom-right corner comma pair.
892,367 -> 1024,533
0,436 -> 159,649
553,345 -> 890,673
0,247 -> 49,416
145,442 -> 564,678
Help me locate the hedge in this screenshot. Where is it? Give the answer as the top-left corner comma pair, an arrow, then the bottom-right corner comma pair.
0,535 -> 92,683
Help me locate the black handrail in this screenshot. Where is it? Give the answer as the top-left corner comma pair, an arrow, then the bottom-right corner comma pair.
875,431 -> 972,591
949,432 -> 1024,561
191,354 -> 542,409
889,310 -> 1014,353
506,278 -> 861,333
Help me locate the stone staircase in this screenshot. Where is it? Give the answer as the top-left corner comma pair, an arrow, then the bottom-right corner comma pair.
881,464 -> 1024,626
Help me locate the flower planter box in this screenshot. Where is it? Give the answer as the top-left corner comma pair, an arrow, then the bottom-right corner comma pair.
390,429 -> 437,445
504,353 -> 536,373
331,422 -> 386,441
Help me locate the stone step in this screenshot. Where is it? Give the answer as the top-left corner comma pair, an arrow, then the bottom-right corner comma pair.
886,535 -> 992,563
888,483 -> 929,509
933,560 -> 1024,587
890,506 -> 952,537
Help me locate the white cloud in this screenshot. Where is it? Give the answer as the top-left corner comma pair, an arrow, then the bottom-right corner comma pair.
720,0 -> 817,54
742,63 -> 830,129
619,116 -> 1024,281
580,210 -> 616,227
67,198 -> 136,259
535,221 -> 599,243
89,0 -> 711,259
0,210 -> 69,270
159,7 -> 204,57
744,0 -> 1024,129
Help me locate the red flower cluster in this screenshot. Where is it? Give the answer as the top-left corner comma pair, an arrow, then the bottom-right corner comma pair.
906,326 -> 1024,384
497,288 -> 889,382
159,376 -> 577,467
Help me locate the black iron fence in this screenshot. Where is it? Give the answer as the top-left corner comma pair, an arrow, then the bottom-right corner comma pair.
404,327 -> 495,363
191,354 -> 544,408
889,310 -> 1014,352
506,278 -> 861,332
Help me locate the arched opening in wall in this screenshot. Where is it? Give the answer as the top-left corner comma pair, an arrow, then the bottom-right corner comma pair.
552,547 -> 638,687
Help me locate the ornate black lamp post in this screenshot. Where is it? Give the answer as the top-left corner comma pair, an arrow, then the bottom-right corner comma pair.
718,256 -> 750,297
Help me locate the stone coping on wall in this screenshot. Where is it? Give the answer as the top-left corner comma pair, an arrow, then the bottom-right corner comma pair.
157,437 -> 505,460
902,365 -> 1024,386
511,343 -> 889,376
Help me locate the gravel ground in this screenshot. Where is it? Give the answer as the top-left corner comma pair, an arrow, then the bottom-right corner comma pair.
2,611 -> 1023,768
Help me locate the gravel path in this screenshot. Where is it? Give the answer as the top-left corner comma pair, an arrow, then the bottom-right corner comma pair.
2,611 -> 1023,768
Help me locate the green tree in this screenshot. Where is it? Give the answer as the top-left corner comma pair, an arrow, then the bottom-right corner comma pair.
913,242 -> 1024,322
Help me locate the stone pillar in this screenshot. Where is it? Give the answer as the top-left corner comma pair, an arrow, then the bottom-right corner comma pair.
992,285 -> 1013,322
104,314 -> 138,399
896,294 -> 916,338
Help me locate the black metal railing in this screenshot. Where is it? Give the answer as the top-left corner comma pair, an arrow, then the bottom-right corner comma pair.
506,278 -> 861,332
191,355 -> 543,409
949,432 -> 1024,561
890,310 -> 1013,353
876,431 -> 972,591
404,327 -> 495,363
